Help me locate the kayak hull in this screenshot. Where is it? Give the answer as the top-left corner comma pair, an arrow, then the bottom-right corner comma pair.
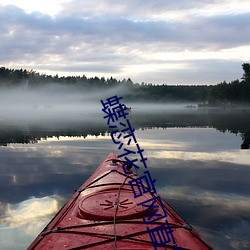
28,152 -> 213,250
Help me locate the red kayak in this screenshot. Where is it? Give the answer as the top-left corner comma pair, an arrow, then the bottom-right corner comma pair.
28,152 -> 213,249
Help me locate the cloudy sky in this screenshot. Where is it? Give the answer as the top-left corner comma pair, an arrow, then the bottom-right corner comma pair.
0,0 -> 250,85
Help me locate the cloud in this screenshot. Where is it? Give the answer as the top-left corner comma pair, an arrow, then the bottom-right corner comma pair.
0,1 -> 250,84
3,4 -> 248,48
58,0 -> 246,19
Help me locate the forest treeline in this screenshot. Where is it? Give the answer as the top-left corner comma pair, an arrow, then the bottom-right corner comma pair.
0,63 -> 250,104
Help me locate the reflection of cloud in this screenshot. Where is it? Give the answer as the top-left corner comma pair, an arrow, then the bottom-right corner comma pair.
136,127 -> 243,151
0,196 -> 59,231
158,185 -> 250,248
6,138 -> 116,177
0,202 -> 7,218
139,141 -> 187,150
193,223 -> 250,250
0,196 -> 62,249
151,150 -> 250,166
158,186 -> 250,216
133,128 -> 249,166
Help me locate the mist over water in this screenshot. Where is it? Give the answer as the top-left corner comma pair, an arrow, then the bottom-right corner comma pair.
0,84 -> 250,249
0,84 -> 250,149
0,84 -> 199,125
0,85 -> 102,122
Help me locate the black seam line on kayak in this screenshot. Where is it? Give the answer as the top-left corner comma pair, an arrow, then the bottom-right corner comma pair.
149,192 -> 195,232
38,179 -> 198,249
146,193 -> 213,249
147,194 -> 213,249
50,230 -> 189,250
114,174 -> 128,250
51,192 -> 81,226
38,170 -> 142,238
78,171 -> 151,193
38,169 -> 151,238
70,169 -> 194,248
81,182 -> 150,191
34,170 -> 209,249
147,192 -> 184,226
55,220 -> 183,230
41,224 -> 190,237
78,169 -> 135,192
31,192 -> 82,250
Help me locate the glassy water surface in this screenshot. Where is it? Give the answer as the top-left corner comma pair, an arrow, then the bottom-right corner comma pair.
0,105 -> 250,249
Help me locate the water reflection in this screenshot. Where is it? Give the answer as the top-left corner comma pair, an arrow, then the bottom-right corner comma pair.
0,196 -> 59,228
0,196 -> 62,250
0,108 -> 250,249
0,107 -> 250,149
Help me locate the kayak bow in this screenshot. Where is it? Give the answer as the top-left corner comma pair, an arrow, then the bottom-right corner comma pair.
28,152 -> 213,250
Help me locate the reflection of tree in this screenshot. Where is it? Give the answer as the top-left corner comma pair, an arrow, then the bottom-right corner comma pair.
0,109 -> 250,149
129,109 -> 250,150
0,123 -> 109,146
0,132 -> 38,146
241,133 -> 250,149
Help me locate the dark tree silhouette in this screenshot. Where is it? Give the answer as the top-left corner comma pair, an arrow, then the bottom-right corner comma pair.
242,63 -> 250,82
0,63 -> 250,104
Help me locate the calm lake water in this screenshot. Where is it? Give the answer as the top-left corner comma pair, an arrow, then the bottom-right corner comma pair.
0,104 -> 250,250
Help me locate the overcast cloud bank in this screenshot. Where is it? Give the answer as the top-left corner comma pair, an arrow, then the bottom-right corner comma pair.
0,0 -> 250,84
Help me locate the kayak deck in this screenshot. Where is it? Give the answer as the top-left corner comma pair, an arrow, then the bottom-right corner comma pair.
28,152 -> 213,249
